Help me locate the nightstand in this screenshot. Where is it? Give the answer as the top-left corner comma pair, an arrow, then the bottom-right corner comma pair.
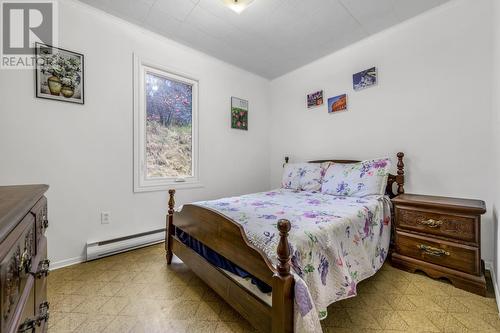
391,193 -> 487,296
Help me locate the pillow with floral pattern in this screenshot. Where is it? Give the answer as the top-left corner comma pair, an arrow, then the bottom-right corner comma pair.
321,158 -> 391,197
281,162 -> 329,192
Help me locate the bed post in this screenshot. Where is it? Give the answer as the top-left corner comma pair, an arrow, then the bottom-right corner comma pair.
396,152 -> 405,194
166,189 -> 175,264
272,219 -> 294,333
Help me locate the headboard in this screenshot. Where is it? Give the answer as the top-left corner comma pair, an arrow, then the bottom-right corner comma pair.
284,152 -> 405,198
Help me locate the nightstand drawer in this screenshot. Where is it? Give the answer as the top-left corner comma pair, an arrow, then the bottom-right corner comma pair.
395,231 -> 480,275
395,207 -> 478,244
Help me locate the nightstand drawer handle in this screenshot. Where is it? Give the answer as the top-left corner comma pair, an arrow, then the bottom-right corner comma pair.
417,244 -> 450,257
418,219 -> 443,228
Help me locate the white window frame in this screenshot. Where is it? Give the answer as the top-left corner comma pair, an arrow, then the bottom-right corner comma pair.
133,54 -> 200,192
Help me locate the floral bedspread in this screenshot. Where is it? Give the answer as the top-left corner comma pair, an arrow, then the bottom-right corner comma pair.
189,189 -> 391,332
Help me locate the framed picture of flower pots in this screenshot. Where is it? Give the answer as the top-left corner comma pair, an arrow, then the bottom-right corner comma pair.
231,97 -> 248,130
35,43 -> 84,104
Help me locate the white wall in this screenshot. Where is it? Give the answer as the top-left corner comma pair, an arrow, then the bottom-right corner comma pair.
492,0 -> 500,294
0,0 -> 271,265
0,0 -> 498,270
269,0 -> 495,262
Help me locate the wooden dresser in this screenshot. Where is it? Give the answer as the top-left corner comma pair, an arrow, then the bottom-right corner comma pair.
0,185 -> 49,333
391,193 -> 487,296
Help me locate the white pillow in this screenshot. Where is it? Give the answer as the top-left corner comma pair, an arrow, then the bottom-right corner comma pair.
281,162 -> 329,192
321,158 -> 391,197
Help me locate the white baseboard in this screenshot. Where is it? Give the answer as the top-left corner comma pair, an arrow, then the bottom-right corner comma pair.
50,229 -> 165,271
484,261 -> 500,315
86,230 -> 164,261
50,255 -> 85,271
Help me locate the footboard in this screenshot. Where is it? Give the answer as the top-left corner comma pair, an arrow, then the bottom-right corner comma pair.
166,190 -> 294,333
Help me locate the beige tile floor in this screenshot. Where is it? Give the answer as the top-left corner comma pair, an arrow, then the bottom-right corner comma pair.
48,244 -> 500,332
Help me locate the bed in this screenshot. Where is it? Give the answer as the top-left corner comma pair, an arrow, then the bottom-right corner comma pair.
166,153 -> 405,333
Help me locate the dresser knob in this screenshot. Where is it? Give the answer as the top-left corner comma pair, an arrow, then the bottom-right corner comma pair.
42,216 -> 49,229
417,244 -> 450,257
38,301 -> 50,322
17,318 -> 36,333
18,248 -> 32,275
30,259 -> 50,278
418,219 -> 443,228
17,301 -> 49,332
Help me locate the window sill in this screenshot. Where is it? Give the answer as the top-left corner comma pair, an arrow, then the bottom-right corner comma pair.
134,182 -> 204,193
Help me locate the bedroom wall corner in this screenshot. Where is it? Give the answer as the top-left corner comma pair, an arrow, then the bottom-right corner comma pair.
269,0 -> 496,263
0,0 -> 272,265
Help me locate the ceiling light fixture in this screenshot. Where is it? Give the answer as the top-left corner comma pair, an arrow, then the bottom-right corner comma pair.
222,0 -> 254,14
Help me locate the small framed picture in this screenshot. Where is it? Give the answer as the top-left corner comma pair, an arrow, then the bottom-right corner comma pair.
328,94 -> 347,113
35,43 -> 85,104
231,97 -> 248,130
307,90 -> 324,108
353,67 -> 377,91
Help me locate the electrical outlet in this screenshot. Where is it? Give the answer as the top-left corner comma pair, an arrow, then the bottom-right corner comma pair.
101,212 -> 111,224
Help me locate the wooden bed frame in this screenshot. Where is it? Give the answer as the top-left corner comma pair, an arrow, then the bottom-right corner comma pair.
166,152 -> 405,333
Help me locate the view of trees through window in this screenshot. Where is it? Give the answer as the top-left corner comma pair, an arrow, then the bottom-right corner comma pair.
145,72 -> 193,179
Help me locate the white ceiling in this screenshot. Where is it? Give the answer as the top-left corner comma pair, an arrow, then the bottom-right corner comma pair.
79,0 -> 450,79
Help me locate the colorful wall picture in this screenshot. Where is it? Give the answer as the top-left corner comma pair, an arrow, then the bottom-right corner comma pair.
353,67 -> 377,91
307,90 -> 324,108
231,97 -> 248,130
35,43 -> 84,104
328,94 -> 347,113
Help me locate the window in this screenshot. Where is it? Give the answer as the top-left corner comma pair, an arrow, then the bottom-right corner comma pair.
134,55 -> 199,192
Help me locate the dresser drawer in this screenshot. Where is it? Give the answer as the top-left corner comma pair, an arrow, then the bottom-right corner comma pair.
395,231 -> 480,275
395,207 -> 478,244
18,285 -> 48,333
0,214 -> 35,333
18,281 -> 35,333
33,236 -> 48,326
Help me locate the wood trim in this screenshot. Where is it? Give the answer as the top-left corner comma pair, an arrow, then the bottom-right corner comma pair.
308,159 -> 359,164
171,238 -> 272,333
391,192 -> 486,296
392,253 -> 487,296
8,276 -> 35,333
273,219 -> 294,333
0,214 -> 34,333
394,204 -> 480,246
167,192 -> 295,332
272,274 -> 294,333
0,186 -> 49,333
173,204 -> 275,286
394,230 -> 480,275
392,194 -> 486,214
396,152 -> 405,195
0,185 -> 48,244
166,189 -> 175,264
